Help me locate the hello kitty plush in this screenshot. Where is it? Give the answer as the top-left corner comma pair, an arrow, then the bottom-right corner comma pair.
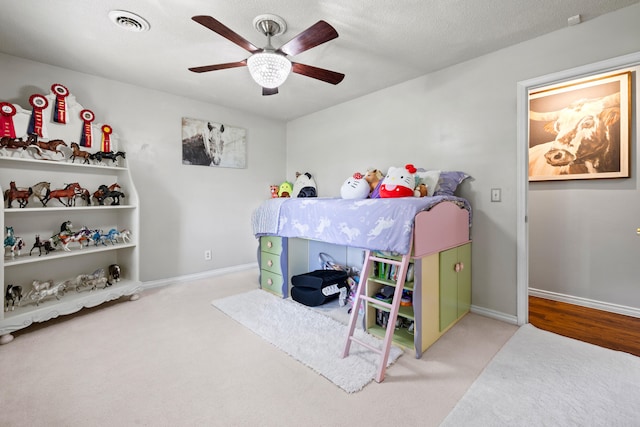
379,164 -> 417,198
340,172 -> 370,199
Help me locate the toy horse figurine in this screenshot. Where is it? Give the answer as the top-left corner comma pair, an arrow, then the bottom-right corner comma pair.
48,183 -> 81,207
69,142 -> 92,164
4,226 -> 24,257
30,181 -> 51,207
4,181 -> 32,208
30,234 -> 56,256
5,285 -> 23,311
93,184 -> 125,205
108,264 -> 121,283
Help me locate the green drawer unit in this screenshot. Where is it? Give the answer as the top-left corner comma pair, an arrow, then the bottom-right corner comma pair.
258,236 -> 288,298
261,236 -> 283,255
260,251 -> 283,275
260,270 -> 285,296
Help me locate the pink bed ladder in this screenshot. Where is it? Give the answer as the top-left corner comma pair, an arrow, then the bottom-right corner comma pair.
341,245 -> 411,383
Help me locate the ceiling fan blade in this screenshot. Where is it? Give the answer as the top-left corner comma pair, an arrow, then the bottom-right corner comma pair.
262,87 -> 278,96
192,15 -> 260,53
278,21 -> 338,56
291,62 -> 345,85
188,60 -> 247,73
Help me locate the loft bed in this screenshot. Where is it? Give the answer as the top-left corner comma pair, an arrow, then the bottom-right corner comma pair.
252,194 -> 473,364
252,195 -> 471,258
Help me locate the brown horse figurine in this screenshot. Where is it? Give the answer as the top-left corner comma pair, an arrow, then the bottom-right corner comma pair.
73,186 -> 91,206
4,181 -> 32,208
70,142 -> 91,164
0,136 -> 31,150
48,182 -> 81,207
36,139 -> 67,154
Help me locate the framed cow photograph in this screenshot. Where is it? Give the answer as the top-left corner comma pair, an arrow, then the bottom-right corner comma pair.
181,117 -> 247,168
528,70 -> 631,181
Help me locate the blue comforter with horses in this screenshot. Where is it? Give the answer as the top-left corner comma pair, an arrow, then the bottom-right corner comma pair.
252,196 -> 470,254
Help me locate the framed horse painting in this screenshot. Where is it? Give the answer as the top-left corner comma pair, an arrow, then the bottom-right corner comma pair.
528,70 -> 631,181
181,117 -> 247,168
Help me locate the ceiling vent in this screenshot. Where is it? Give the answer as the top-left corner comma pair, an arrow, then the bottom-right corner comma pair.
109,10 -> 150,32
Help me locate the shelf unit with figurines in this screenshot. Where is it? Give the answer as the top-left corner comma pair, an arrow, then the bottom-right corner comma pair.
1,83 -> 141,345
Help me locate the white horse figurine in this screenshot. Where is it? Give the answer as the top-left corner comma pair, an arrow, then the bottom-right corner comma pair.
117,229 -> 132,243
31,282 -> 66,306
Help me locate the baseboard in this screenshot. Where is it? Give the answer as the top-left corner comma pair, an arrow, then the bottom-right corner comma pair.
470,305 -> 518,325
529,288 -> 640,319
142,263 -> 258,290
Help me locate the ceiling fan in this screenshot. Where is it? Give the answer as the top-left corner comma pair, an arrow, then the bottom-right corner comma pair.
189,14 -> 345,96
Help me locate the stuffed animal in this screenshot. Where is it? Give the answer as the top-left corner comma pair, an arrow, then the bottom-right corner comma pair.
278,181 -> 293,197
414,183 -> 428,197
292,172 -> 317,198
340,172 -> 370,199
364,168 -> 384,198
379,164 -> 417,198
270,185 -> 279,198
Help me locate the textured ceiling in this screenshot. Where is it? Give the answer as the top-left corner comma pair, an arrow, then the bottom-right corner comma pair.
0,0 -> 638,121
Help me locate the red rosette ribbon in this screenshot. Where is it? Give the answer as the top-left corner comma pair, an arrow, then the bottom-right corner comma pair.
79,109 -> 95,147
28,94 -> 49,137
51,83 -> 70,123
0,102 -> 17,138
101,124 -> 113,152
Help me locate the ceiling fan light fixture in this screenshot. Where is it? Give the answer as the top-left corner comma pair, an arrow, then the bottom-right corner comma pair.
247,51 -> 292,89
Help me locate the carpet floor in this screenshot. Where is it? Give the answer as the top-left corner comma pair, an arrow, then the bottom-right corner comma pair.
0,269 -> 518,426
441,323 -> 640,426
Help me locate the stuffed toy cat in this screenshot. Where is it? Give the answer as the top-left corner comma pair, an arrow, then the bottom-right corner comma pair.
292,172 -> 318,197
379,164 -> 417,198
340,172 -> 370,199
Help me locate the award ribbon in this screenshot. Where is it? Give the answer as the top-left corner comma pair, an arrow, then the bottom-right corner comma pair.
101,124 -> 113,152
51,83 -> 70,123
28,94 -> 49,137
0,102 -> 17,138
80,109 -> 95,147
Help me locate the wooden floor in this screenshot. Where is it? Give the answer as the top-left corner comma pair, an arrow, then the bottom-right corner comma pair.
529,296 -> 640,357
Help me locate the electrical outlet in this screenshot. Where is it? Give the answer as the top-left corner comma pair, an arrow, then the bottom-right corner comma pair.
204,249 -> 212,261
491,188 -> 501,202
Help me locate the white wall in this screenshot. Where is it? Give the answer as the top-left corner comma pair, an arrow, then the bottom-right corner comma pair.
0,52 -> 286,281
287,4 -> 640,318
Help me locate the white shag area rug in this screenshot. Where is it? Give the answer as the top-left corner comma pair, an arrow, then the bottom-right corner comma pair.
212,289 -> 403,393
441,323 -> 640,426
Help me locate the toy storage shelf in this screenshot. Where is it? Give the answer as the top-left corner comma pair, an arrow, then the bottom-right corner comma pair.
364,244 -> 472,357
1,155 -> 141,345
365,257 -> 417,350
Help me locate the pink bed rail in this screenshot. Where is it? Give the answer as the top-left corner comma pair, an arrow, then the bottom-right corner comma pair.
412,201 -> 470,258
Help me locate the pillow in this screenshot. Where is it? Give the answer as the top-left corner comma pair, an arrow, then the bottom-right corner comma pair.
415,170 -> 441,197
433,171 -> 470,196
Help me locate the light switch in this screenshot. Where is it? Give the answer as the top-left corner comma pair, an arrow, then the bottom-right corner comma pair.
491,188 -> 501,202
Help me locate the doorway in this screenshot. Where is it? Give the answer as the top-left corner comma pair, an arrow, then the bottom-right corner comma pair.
516,51 -> 640,326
